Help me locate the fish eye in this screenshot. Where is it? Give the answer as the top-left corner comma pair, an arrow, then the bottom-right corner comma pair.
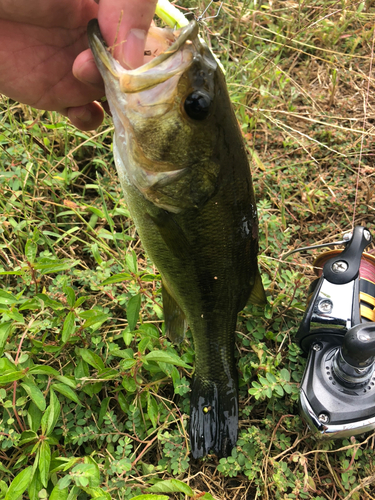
184,91 -> 211,121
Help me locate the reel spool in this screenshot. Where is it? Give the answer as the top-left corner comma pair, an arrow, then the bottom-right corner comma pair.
296,226 -> 375,439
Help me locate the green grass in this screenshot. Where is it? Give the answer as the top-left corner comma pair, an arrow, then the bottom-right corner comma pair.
1,1 -> 375,499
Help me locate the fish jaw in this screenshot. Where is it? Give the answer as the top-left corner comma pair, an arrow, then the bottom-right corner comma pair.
87,19 -> 220,213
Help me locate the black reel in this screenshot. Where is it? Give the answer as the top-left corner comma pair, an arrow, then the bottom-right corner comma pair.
296,226 -> 375,438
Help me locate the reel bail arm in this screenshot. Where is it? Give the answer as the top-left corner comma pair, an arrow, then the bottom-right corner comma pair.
296,226 -> 375,439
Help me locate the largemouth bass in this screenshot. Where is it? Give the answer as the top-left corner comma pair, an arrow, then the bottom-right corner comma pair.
87,19 -> 265,458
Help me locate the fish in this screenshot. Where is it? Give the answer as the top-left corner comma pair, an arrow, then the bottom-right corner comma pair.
87,19 -> 266,458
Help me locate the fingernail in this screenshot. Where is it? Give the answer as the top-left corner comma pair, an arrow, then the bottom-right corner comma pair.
122,28 -> 146,69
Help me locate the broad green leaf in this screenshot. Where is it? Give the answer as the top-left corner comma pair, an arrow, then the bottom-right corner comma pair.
90,243 -> 103,266
18,298 -> 42,310
83,457 -> 101,487
279,368 -> 291,382
80,487 -> 110,500
138,336 -> 152,354
117,391 -> 129,412
41,406 -> 53,436
283,383 -> 292,394
0,371 -> 25,385
266,372 -> 277,384
0,358 -> 15,371
86,206 -> 105,218
49,458 -> 71,475
132,496 -> 169,500
0,290 -> 18,305
126,250 -> 138,274
139,324 -> 159,339
75,348 -> 105,370
21,380 -> 46,411
55,375 -> 77,388
0,270 -> 24,276
147,394 -> 158,428
148,479 -> 193,495
122,377 -> 137,393
144,351 -> 191,369
50,483 -> 69,500
98,397 -> 110,427
4,466 -> 33,500
61,312 -> 76,343
0,322 -> 12,356
51,383 -> 82,406
127,293 -> 141,331
0,479 -> 7,497
101,272 -> 132,285
39,441 -> 51,487
96,368 -> 118,380
25,240 -> 37,264
47,389 -> 61,435
74,296 -> 87,308
110,349 -> 134,359
123,327 -> 133,346
58,476 -> 72,490
118,359 -> 136,370
5,308 -> 24,323
28,365 -> 59,377
34,260 -> 78,274
36,294 -> 65,310
18,298 -> 42,311
27,469 -> 43,500
64,286 -> 76,308
82,382 -> 103,397
27,401 -> 43,432
19,430 -> 38,446
71,463 -> 99,488
81,313 -> 109,330
74,358 -> 89,380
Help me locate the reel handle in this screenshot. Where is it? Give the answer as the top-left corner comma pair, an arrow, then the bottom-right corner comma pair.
342,323 -> 375,369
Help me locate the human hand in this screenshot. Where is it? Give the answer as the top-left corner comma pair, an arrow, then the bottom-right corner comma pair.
0,0 -> 157,130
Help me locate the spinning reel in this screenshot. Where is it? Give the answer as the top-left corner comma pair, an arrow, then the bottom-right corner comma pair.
295,226 -> 375,438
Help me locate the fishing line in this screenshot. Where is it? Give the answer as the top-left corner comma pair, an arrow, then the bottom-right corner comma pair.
352,25 -> 375,229
195,0 -> 223,23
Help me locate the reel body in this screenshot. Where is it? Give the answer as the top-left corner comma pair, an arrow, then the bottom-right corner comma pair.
296,226 -> 375,438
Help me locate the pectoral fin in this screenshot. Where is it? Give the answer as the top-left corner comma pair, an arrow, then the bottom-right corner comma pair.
248,267 -> 267,306
148,211 -> 190,260
162,280 -> 187,344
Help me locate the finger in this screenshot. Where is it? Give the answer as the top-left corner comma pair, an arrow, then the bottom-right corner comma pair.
98,0 -> 157,68
67,102 -> 104,131
73,49 -> 105,91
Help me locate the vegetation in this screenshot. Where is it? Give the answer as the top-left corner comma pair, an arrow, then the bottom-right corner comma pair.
1,1 -> 374,499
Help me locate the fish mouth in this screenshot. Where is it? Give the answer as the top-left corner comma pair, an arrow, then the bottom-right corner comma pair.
87,19 -> 199,94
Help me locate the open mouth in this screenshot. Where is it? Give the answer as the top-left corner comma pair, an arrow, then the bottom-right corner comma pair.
87,19 -> 199,94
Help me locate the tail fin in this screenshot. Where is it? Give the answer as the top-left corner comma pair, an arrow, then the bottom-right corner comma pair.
189,376 -> 238,459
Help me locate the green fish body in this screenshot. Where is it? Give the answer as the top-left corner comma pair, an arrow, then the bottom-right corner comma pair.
87,20 -> 265,458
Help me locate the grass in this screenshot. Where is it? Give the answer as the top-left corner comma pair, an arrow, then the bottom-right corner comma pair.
1,1 -> 375,499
